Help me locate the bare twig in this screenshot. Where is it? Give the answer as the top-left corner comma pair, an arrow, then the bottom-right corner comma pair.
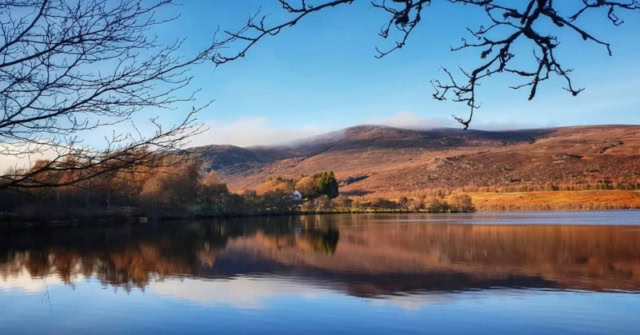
213,0 -> 639,128
0,0 -> 224,189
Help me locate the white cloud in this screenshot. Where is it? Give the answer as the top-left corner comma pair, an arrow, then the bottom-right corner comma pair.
187,118 -> 327,148
0,118 -> 327,170
184,113 -> 556,149
0,113 -> 559,167
368,111 -> 552,131
0,143 -> 58,173
367,112 -> 456,130
471,119 -> 555,131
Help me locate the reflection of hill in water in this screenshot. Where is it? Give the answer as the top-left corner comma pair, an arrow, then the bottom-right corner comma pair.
1,215 -> 639,296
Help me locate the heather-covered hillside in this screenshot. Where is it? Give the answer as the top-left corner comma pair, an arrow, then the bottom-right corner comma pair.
194,125 -> 640,195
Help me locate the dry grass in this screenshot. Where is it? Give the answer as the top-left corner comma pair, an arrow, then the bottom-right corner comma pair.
213,125 -> 640,194
469,190 -> 640,211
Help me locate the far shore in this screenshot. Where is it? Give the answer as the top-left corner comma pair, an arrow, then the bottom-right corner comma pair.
2,190 -> 639,233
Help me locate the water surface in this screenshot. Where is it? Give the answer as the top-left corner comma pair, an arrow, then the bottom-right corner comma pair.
1,211 -> 640,334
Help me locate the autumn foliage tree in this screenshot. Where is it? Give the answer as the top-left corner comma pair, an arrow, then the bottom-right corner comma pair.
293,172 -> 339,199
0,0 -> 224,190
295,176 -> 316,198
139,158 -> 200,210
198,171 -> 236,215
256,177 -> 295,195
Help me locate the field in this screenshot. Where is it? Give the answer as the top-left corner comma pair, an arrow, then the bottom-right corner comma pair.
469,190 -> 640,211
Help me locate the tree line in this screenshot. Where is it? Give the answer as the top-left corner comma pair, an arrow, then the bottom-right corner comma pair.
0,155 -> 475,226
0,156 -> 300,221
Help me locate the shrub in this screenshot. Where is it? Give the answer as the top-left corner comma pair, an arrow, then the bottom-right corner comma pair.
449,194 -> 475,212
333,195 -> 353,209
424,197 -> 448,213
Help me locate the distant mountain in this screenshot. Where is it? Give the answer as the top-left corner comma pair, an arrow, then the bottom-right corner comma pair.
190,125 -> 640,194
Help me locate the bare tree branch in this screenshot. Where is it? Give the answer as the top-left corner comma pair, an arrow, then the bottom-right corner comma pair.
213,0 -> 639,129
0,0 -> 224,189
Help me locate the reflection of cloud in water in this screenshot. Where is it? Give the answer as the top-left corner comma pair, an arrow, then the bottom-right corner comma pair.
369,293 -> 456,311
151,275 -> 463,312
150,276 -> 327,309
368,289 -> 537,311
0,268 -> 461,312
0,269 -> 82,293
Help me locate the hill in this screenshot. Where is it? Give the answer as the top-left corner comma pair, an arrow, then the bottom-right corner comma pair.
193,125 -> 640,195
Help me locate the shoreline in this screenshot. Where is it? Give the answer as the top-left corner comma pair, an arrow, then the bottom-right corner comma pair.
3,190 -> 639,233
2,207 -> 639,233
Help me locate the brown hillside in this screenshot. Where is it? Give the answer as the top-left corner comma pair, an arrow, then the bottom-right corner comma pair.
193,125 -> 640,194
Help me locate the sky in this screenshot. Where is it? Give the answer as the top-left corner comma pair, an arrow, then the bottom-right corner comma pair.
148,0 -> 639,147
7,0 -> 640,158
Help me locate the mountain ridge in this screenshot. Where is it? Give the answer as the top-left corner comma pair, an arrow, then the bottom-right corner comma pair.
191,124 -> 640,194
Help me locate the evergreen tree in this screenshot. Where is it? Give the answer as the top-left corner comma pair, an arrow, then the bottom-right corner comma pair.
314,171 -> 339,199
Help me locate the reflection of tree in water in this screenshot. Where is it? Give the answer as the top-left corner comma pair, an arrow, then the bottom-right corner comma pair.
302,227 -> 340,255
223,219 -> 640,295
0,223 -> 228,290
2,216 -> 640,296
0,217 -> 338,290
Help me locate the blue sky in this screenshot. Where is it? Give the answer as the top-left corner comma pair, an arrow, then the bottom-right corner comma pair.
146,1 -> 640,146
